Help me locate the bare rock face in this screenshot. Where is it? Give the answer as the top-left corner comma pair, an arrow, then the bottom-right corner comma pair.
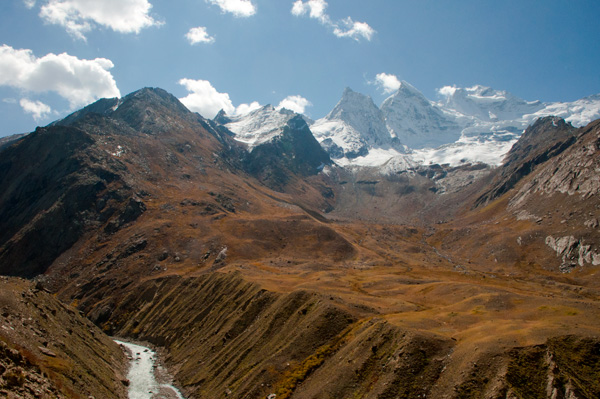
546,235 -> 600,272
510,119 -> 600,207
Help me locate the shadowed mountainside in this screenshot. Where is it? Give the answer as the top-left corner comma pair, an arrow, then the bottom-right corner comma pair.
475,117 -> 577,207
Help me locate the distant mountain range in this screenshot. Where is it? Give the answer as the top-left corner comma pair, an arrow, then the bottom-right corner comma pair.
221,81 -> 600,170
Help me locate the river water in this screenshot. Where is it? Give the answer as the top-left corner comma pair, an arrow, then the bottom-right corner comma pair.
114,339 -> 186,399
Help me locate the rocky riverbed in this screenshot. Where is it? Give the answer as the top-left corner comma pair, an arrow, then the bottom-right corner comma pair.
114,340 -> 185,399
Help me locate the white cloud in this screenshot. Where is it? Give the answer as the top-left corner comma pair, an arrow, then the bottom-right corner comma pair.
291,0 -> 329,23
277,95 -> 312,114
2,98 -> 17,104
186,26 -> 215,44
178,79 -> 312,119
235,101 -> 261,115
437,85 -> 458,97
20,98 -> 52,121
333,17 -> 375,41
0,44 -> 121,109
39,0 -> 161,40
206,0 -> 256,17
374,73 -> 401,94
179,78 -> 234,118
178,78 -> 259,118
23,0 -> 36,9
291,0 -> 374,41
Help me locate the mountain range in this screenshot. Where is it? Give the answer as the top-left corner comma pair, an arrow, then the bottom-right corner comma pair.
220,81 -> 600,172
0,84 -> 599,399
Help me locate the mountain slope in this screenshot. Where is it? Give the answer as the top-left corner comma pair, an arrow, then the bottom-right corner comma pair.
507,118 -> 600,271
0,125 -> 140,277
428,117 -> 600,275
0,277 -> 127,399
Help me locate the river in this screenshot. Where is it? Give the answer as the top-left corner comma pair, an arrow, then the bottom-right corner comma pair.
114,339 -> 186,399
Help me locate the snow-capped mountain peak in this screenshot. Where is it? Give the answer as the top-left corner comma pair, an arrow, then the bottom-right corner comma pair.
326,87 -> 379,121
222,105 -> 296,148
311,87 -> 400,160
381,82 -> 462,149
438,85 -> 544,121
393,80 -> 430,102
312,82 -> 600,171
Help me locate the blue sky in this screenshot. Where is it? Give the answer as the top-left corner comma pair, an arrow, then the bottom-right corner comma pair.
1,0 -> 599,137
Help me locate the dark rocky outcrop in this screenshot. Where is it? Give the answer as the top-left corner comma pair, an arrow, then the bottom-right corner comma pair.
213,109 -> 232,125
243,115 -> 332,191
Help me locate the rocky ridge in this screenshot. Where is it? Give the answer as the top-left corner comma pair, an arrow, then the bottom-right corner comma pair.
475,116 -> 577,207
